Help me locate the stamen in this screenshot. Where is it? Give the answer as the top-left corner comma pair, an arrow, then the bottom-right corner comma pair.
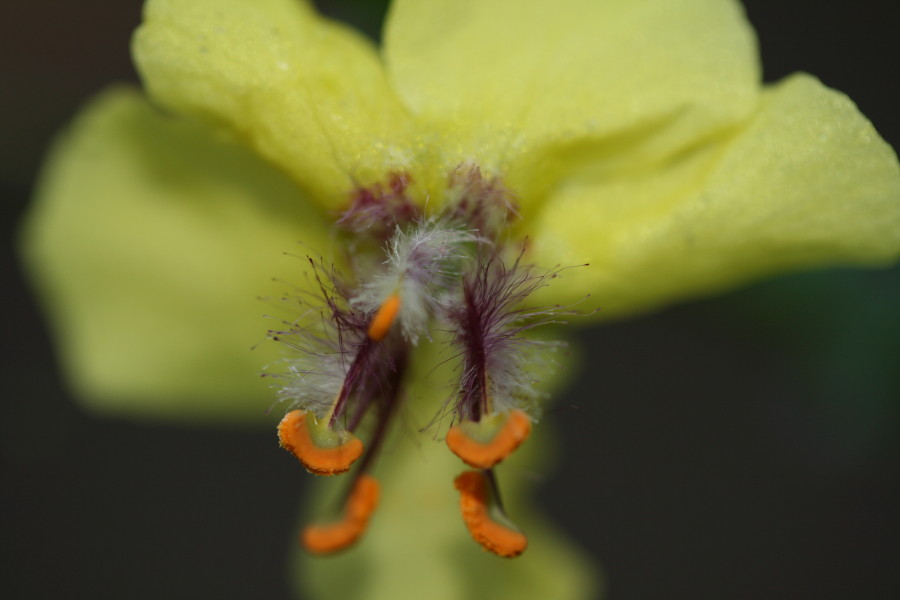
446,409 -> 531,469
454,470 -> 527,558
302,474 -> 380,554
367,292 -> 401,341
278,410 -> 363,475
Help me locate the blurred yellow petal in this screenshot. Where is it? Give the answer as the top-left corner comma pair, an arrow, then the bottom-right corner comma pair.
21,86 -> 332,422
133,0 -> 415,208
384,0 -> 760,209
529,74 -> 900,316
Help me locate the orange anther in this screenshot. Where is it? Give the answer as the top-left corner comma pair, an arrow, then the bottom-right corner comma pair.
278,410 -> 363,476
446,409 -> 531,469
302,474 -> 380,554
454,471 -> 527,558
367,293 -> 401,341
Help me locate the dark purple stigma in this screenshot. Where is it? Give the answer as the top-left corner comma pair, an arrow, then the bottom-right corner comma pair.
337,172 -> 420,239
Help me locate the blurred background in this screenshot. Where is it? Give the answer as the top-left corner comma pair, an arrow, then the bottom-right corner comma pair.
1,1 -> 898,598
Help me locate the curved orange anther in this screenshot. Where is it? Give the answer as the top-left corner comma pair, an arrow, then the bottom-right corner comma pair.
454,471 -> 527,558
278,410 -> 363,476
302,474 -> 380,554
446,409 -> 531,469
367,292 -> 401,341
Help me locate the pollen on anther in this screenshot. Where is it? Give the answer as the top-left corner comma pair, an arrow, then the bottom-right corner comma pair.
302,474 -> 380,554
454,470 -> 527,558
278,410 -> 363,476
367,292 -> 401,341
446,409 -> 532,469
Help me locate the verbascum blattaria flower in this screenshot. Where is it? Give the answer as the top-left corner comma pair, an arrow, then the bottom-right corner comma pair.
20,1 -> 900,599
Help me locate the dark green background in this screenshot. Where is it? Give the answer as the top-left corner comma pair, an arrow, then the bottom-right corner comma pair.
2,1 -> 898,598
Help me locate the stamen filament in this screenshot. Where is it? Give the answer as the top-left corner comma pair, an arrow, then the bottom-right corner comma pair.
328,340 -> 375,428
462,282 -> 489,420
350,342 -> 409,474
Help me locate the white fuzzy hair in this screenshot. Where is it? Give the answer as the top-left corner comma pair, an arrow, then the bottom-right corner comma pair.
350,220 -> 477,343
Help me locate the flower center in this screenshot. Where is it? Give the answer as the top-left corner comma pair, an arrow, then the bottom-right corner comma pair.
271,163 -> 568,556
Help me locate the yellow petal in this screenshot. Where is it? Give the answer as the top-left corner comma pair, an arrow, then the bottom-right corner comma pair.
529,74 -> 900,317
384,0 -> 760,208
20,86 -> 333,422
133,0 -> 414,208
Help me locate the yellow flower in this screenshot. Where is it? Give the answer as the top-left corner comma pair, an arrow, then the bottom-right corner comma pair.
20,0 -> 900,599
